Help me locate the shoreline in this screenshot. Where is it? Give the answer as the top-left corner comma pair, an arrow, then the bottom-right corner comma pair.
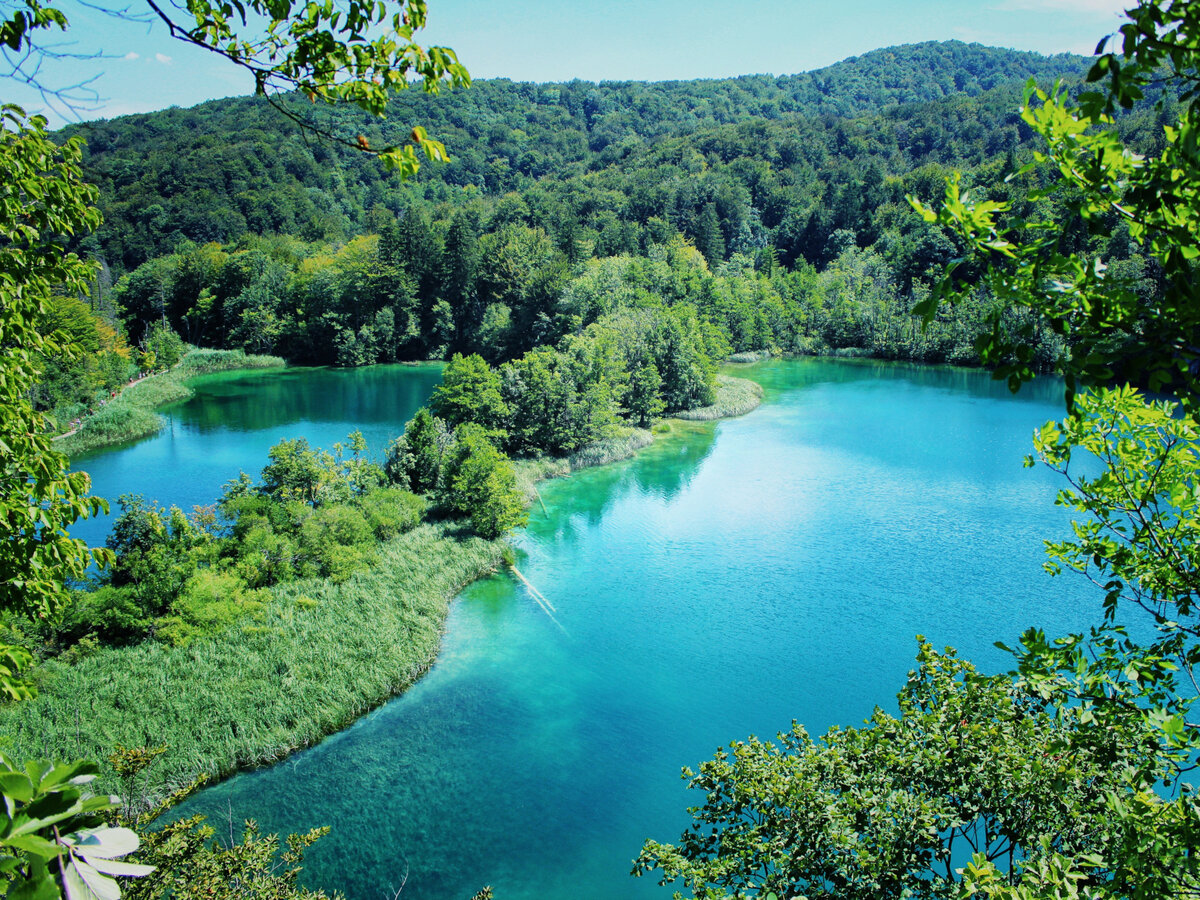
1,373 -> 764,800
57,349 -> 286,457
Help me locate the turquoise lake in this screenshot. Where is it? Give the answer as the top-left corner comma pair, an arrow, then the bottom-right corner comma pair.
78,357 -> 1099,899
69,363 -> 444,551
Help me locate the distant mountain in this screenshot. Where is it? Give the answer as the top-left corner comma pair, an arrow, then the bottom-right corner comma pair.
794,41 -> 1086,115
63,41 -> 1089,271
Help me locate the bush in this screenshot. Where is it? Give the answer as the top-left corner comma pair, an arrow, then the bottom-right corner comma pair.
360,487 -> 426,541
156,570 -> 262,647
445,425 -> 527,539
299,505 -> 376,577
58,585 -> 152,645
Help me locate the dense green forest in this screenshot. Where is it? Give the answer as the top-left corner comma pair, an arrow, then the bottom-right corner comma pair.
58,43 -> 1147,380
67,42 -> 1086,271
42,40 -> 1175,447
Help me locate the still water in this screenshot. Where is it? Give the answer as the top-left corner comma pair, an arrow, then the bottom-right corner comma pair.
69,363 -> 444,550
97,358 -> 1097,900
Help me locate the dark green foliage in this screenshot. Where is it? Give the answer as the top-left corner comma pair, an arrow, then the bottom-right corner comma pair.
443,424 -> 527,539
626,361 -> 665,427
385,407 -> 452,494
65,42 -> 1086,274
55,42 -> 1114,386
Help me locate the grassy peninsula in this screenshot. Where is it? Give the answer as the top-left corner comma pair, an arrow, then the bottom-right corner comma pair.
2,522 -> 504,787
58,350 -> 285,456
0,375 -> 759,795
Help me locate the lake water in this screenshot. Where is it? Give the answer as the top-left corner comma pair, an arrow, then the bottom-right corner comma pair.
87,358 -> 1100,900
69,363 -> 444,551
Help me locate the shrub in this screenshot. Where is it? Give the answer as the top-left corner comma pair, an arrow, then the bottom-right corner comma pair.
360,487 -> 426,541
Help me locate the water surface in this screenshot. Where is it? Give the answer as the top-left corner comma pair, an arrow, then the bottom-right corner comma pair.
70,363 -> 443,548
164,358 -> 1100,900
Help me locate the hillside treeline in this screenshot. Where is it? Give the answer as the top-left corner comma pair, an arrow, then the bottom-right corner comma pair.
50,42 -> 1170,424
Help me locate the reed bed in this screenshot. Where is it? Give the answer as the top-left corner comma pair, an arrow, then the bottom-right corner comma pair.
726,349 -> 772,363
672,375 -> 763,421
59,350 -> 285,456
175,349 -> 286,378
512,427 -> 653,502
0,523 -> 503,792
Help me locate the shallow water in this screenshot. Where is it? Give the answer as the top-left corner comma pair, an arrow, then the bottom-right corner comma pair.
155,357 -> 1101,900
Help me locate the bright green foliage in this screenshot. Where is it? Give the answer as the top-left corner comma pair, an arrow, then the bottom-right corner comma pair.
360,486 -> 426,541
1033,386 -> 1200,642
384,407 -> 452,494
914,2 -> 1200,406
49,435 -> 419,649
0,754 -> 153,900
105,748 -> 335,900
635,641 -> 1155,900
260,439 -> 329,505
0,108 -> 111,698
126,816 -> 330,900
139,322 -> 184,372
57,350 -> 285,458
952,385 -> 1200,899
32,296 -> 134,420
258,435 -> 381,506
430,353 -> 509,436
444,424 -> 527,539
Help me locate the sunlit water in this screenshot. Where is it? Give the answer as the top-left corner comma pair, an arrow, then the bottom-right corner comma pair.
88,358 -> 1100,900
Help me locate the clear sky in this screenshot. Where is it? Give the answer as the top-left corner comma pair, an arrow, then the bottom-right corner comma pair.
4,0 -> 1132,126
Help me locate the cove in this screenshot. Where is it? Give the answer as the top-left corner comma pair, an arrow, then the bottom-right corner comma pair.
69,363 -> 444,550
168,357 -> 1101,900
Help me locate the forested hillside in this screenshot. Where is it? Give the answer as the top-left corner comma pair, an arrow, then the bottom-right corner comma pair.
70,41 -> 1087,271
47,40 -> 1170,441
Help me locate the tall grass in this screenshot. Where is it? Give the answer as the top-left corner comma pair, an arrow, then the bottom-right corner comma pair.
59,350 -> 284,456
567,428 -> 653,469
0,522 -> 502,792
175,349 -> 286,378
511,427 -> 653,502
727,349 -> 772,363
673,375 -> 764,421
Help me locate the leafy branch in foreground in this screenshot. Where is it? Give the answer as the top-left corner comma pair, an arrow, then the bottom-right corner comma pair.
634,641 -> 1158,900
139,0 -> 469,174
913,0 -> 1200,408
0,754 -> 153,900
2,0 -> 468,175
0,106 -> 111,700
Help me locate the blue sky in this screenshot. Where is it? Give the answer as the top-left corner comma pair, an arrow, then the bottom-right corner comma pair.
5,0 -> 1131,126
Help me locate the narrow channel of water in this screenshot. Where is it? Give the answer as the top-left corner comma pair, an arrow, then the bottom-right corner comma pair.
160,358 -> 1100,900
